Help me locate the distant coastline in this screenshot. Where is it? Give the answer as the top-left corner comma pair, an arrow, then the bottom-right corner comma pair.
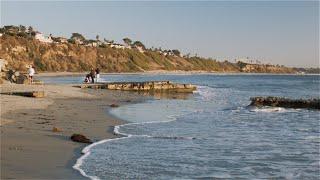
34,71 -> 320,78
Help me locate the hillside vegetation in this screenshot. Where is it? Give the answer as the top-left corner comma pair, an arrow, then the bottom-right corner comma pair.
0,26 -> 298,73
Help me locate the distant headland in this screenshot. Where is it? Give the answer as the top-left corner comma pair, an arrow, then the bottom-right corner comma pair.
0,25 -> 318,74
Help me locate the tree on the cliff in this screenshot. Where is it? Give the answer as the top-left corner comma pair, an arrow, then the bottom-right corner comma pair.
70,33 -> 86,41
123,37 -> 132,46
19,25 -> 26,32
96,35 -> 100,41
172,49 -> 181,57
28,26 -> 33,33
27,26 -> 35,37
133,41 -> 146,50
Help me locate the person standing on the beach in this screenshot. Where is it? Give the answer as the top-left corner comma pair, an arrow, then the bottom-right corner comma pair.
28,65 -> 35,84
90,68 -> 95,83
95,68 -> 100,83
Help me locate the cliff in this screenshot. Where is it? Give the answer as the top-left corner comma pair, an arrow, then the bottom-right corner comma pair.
0,34 -> 297,73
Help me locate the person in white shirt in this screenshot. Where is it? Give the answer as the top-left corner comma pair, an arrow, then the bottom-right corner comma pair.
28,65 -> 35,84
95,68 -> 100,83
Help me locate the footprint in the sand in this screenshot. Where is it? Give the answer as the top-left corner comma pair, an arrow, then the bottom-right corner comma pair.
9,147 -> 23,151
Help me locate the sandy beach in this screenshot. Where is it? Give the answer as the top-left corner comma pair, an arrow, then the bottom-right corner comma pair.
0,82 -> 145,179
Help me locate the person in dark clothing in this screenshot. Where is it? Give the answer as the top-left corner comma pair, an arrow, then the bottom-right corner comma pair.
90,68 -> 95,83
7,69 -> 15,83
84,74 -> 91,83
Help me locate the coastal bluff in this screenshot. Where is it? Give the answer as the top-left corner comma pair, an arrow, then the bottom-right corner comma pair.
79,81 -> 197,93
250,96 -> 320,110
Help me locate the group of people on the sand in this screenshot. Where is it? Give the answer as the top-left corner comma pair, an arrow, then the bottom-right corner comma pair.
9,65 -> 35,84
84,68 -> 100,83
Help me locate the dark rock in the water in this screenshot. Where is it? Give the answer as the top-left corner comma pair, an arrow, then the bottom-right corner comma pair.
110,104 -> 119,108
70,134 -> 92,144
250,96 -> 320,110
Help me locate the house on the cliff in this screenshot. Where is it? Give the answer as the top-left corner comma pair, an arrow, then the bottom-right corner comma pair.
52,37 -> 68,43
35,32 -> 53,43
159,50 -> 175,56
109,43 -> 126,49
85,40 -> 98,47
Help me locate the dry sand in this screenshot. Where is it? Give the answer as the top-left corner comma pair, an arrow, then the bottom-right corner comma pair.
0,83 -> 146,179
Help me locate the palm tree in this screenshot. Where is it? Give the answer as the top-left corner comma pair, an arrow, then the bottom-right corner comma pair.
28,26 -> 33,36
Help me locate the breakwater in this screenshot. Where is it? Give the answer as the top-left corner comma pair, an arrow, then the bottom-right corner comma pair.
79,81 -> 196,93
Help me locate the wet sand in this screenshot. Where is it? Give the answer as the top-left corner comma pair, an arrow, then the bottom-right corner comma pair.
0,83 -> 145,179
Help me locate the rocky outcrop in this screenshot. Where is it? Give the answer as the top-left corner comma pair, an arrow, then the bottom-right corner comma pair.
70,134 -> 92,144
249,96 -> 320,110
80,81 -> 197,93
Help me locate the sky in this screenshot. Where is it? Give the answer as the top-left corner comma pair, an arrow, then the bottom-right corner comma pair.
1,0 -> 319,68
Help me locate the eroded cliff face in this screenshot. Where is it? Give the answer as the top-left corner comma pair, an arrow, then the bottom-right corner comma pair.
0,35 -> 296,73
241,64 -> 295,73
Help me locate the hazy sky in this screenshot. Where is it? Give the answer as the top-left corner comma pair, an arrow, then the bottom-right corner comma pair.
1,0 -> 319,67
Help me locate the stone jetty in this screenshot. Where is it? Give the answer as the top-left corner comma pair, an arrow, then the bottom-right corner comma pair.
250,96 -> 320,110
80,81 -> 197,93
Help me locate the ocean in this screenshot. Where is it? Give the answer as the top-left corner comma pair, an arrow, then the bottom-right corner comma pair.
40,74 -> 320,179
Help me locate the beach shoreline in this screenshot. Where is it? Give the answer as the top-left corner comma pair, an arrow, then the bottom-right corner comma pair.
0,83 -> 146,179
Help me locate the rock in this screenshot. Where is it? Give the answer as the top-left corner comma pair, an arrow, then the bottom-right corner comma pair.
6,91 -> 45,98
249,96 -> 320,110
52,127 -> 62,132
81,81 -> 197,93
110,104 -> 119,108
70,134 -> 92,144
16,74 -> 29,84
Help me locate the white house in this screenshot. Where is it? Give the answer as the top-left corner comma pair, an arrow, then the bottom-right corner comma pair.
85,42 -> 98,47
35,32 -> 53,43
110,43 -> 125,49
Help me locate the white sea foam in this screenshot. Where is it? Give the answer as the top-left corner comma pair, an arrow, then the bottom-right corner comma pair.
194,85 -> 216,101
73,105 -> 188,179
305,136 -> 320,143
249,106 -> 288,113
73,137 -> 131,180
113,115 -> 178,137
